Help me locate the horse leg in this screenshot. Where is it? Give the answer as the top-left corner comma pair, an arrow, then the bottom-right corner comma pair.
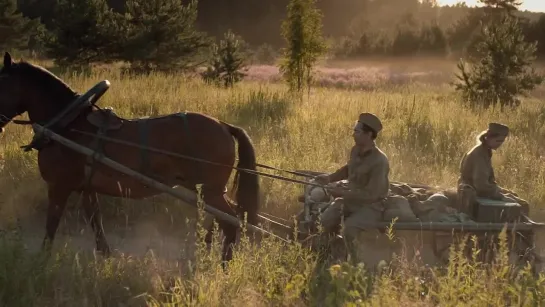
81,190 -> 110,256
201,185 -> 238,265
41,184 -> 72,252
203,187 -> 229,246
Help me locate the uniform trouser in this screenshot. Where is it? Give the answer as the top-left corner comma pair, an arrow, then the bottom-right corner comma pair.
319,197 -> 383,262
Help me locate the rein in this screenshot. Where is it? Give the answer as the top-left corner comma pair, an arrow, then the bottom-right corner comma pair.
67,128 -> 327,189
11,114 -> 330,190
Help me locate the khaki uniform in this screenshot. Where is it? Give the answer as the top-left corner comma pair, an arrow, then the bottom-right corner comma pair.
458,143 -> 529,215
320,144 -> 390,239
459,143 -> 503,199
316,112 -> 389,263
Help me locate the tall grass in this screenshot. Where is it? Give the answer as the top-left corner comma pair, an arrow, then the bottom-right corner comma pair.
1,61 -> 545,305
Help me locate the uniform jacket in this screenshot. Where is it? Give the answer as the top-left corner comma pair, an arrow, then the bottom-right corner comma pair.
458,143 -> 503,199
328,144 -> 390,205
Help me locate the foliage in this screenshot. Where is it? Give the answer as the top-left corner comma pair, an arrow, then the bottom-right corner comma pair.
419,23 -> 449,56
252,43 -> 278,65
0,0 -> 42,53
279,0 -> 327,94
9,0 -> 545,64
44,0 -> 122,67
391,29 -> 420,57
391,13 -> 420,56
454,3 -> 543,109
445,8 -> 489,58
201,30 -> 248,88
44,0 -> 209,72
481,0 -> 522,14
525,15 -> 545,57
120,0 -> 209,73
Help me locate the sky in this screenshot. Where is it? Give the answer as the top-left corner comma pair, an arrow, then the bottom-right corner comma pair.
438,0 -> 544,13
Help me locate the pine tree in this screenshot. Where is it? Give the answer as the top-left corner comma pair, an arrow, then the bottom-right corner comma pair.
419,23 -> 448,56
217,30 -> 247,87
120,0 -> 209,73
481,0 -> 521,14
45,0 -> 123,67
201,30 -> 248,87
391,12 -> 421,56
279,0 -> 327,94
446,8 -> 488,58
200,44 -> 222,86
454,0 -> 543,109
0,0 -> 41,52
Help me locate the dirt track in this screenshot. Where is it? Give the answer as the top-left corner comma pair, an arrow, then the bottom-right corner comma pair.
12,202 -> 201,264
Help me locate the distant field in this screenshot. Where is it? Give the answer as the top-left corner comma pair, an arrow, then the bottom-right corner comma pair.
1,58 -> 545,306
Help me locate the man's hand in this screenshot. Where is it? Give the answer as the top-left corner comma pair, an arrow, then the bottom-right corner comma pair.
314,174 -> 330,185
328,186 -> 347,198
500,187 -> 519,197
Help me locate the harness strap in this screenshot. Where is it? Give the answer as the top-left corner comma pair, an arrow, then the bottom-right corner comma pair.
138,120 -> 150,175
83,113 -> 108,188
176,111 -> 196,184
178,112 -> 189,132
176,112 -> 190,147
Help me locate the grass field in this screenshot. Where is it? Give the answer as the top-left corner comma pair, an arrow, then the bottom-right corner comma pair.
2,57 -> 545,306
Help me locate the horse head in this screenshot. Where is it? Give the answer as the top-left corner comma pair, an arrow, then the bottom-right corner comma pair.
0,52 -> 77,132
0,52 -> 27,132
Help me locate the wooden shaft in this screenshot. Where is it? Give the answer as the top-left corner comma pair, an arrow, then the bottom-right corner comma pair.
33,124 -> 289,243
352,221 -> 544,232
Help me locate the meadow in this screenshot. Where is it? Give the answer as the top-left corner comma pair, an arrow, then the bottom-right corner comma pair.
1,57 -> 545,306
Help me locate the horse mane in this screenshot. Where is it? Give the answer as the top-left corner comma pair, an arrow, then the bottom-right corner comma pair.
15,61 -> 78,101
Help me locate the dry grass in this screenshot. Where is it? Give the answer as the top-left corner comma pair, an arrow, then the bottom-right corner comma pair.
1,59 -> 545,306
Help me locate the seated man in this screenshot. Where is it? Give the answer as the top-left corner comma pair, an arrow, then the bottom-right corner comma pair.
458,122 -> 530,216
314,112 -> 390,261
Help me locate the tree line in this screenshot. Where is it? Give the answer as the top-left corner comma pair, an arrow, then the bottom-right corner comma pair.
3,0 -> 328,90
333,3 -> 545,60
3,0 -> 544,110
7,0 -> 545,62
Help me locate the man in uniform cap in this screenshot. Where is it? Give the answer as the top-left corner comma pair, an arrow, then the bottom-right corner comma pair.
458,122 -> 530,216
314,112 -> 390,262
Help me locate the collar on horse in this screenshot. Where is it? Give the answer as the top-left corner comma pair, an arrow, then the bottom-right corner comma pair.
17,80 -> 111,152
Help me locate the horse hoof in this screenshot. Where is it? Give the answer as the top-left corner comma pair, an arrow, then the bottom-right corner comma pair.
221,260 -> 230,272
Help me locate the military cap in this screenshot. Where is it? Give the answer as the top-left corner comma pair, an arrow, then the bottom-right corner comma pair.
488,122 -> 509,136
358,112 -> 383,133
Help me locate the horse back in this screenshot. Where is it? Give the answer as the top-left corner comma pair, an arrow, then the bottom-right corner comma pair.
68,110 -> 237,181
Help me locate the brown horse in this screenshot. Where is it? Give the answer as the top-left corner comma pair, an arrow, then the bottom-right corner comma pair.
0,52 -> 260,262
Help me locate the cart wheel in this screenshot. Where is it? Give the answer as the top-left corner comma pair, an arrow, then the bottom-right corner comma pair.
431,232 -> 455,265
476,231 -> 528,266
476,233 -> 500,264
318,235 -> 347,265
302,233 -> 347,265
328,235 -> 348,263
431,232 -> 478,265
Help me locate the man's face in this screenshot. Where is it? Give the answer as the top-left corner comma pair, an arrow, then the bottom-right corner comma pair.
352,121 -> 372,146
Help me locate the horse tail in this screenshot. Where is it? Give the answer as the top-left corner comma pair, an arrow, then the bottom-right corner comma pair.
222,122 -> 260,225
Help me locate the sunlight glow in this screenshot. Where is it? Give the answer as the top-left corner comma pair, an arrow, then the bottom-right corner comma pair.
438,0 -> 545,13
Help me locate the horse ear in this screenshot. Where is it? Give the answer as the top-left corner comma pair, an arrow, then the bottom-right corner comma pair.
3,52 -> 13,69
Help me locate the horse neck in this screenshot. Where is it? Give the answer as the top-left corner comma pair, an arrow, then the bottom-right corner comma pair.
24,83 -> 78,125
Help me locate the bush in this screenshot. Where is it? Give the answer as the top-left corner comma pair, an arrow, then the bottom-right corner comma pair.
454,13 -> 543,109
201,30 -> 248,88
